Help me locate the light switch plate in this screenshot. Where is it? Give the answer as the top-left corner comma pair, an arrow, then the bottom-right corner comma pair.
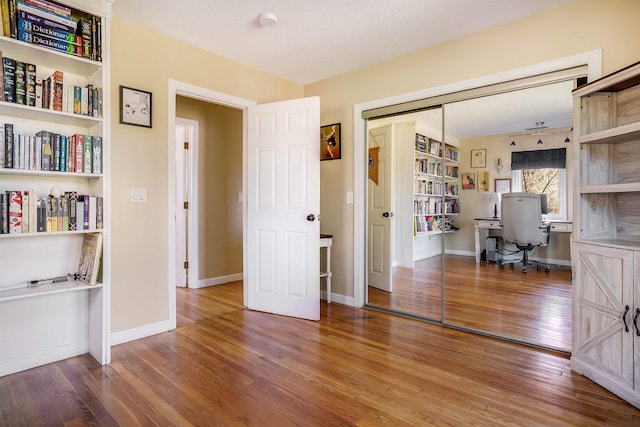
131,187 -> 147,203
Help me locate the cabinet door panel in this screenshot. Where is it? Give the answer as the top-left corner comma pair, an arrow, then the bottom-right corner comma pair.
573,243 -> 633,388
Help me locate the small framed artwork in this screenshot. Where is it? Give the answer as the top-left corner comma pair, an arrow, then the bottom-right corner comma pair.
120,85 -> 152,128
470,148 -> 486,168
495,178 -> 512,194
477,171 -> 489,192
462,172 -> 476,190
320,123 -> 341,160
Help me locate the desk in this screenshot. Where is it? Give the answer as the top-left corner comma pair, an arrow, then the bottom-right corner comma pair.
320,234 -> 333,303
474,218 -> 572,263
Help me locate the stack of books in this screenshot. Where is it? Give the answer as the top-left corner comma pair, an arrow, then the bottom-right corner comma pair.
1,0 -> 102,61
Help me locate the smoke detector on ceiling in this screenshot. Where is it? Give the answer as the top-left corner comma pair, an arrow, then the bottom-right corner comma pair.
258,12 -> 278,27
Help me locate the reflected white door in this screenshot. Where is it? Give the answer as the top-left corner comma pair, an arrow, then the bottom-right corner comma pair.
368,124 -> 393,292
247,97 -> 320,320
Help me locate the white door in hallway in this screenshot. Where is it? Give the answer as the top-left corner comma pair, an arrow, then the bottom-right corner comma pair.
247,97 -> 321,320
368,124 -> 393,292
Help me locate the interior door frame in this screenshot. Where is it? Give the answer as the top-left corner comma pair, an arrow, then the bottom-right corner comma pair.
352,50 -> 603,308
167,80 -> 255,329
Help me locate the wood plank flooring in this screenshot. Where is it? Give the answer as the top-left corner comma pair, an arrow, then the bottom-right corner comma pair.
1,281 -> 639,426
368,255 -> 572,351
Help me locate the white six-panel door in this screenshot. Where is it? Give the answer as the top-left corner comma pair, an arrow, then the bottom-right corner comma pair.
247,97 -> 320,320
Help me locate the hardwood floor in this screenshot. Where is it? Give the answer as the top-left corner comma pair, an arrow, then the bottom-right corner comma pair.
368,254 -> 572,351
1,281 -> 639,426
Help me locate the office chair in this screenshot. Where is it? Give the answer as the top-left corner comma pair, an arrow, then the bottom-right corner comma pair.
500,192 -> 551,273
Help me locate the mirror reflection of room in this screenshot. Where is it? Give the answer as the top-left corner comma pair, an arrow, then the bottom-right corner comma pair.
366,79 -> 575,353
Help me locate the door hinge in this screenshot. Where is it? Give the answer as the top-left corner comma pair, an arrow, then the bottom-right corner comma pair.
184,261 -> 189,269
184,201 -> 188,209
184,141 -> 189,149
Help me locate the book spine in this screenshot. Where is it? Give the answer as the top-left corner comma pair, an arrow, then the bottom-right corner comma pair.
14,60 -> 25,104
73,85 -> 81,114
83,135 -> 91,173
0,50 -> 4,102
80,85 -> 88,115
59,133 -> 66,172
7,190 -> 22,233
67,191 -> 76,230
3,57 -> 16,103
1,0 -> 11,37
74,133 -> 83,172
55,196 -> 61,231
17,2 -> 76,28
25,62 -> 36,106
34,134 -> 41,170
96,196 -> 102,229
88,195 -> 96,230
52,70 -> 63,111
8,0 -> 16,38
21,191 -> 28,232
17,17 -> 74,42
0,124 -> 4,168
12,133 -> 18,168
45,195 -> 52,231
82,194 -> 89,230
52,132 -> 59,171
4,123 -> 13,168
92,136 -> 101,174
18,30 -> 81,55
0,193 -> 7,234
22,0 -> 71,18
77,17 -> 91,59
36,130 -> 50,171
28,189 -> 37,233
35,196 -> 44,232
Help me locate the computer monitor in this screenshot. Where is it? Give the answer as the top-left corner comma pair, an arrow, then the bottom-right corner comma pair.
539,193 -> 548,215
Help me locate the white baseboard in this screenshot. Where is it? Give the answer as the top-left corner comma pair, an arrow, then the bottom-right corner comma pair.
0,340 -> 88,377
110,320 -> 173,346
322,290 -> 356,307
196,273 -> 243,289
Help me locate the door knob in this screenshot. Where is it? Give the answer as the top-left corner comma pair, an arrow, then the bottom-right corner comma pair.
382,212 -> 393,218
306,214 -> 315,222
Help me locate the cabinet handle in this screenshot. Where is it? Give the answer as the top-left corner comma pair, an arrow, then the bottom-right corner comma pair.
623,305 -> 630,333
634,308 -> 640,337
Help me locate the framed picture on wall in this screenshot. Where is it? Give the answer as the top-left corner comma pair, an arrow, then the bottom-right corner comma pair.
120,86 -> 152,128
470,148 -> 486,168
320,123 -> 341,160
462,172 -> 476,189
495,178 -> 511,194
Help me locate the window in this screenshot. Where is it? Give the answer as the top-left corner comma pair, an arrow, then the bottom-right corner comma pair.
512,168 -> 567,220
510,148 -> 567,220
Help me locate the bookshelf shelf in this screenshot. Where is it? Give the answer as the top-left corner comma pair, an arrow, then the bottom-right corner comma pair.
0,229 -> 103,239
0,100 -> 103,127
0,0 -> 111,377
0,280 -> 102,303
0,168 -> 102,178
0,34 -> 102,76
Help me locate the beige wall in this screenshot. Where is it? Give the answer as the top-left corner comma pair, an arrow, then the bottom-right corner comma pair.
110,0 -> 640,333
176,97 -> 243,282
307,0 -> 640,298
110,18 -> 303,333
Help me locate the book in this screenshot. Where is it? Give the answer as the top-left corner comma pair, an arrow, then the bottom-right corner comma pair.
51,69 -> 63,111
36,130 -> 51,170
0,50 -> 4,102
17,1 -> 76,29
0,193 -> 7,234
18,30 -> 81,56
66,191 -> 76,230
0,124 -> 4,168
1,0 -> 11,37
83,135 -> 91,173
92,136 -> 101,173
4,123 -> 13,168
14,60 -> 25,104
21,191 -> 28,232
88,195 -> 96,230
3,56 -> 16,103
81,194 -> 89,229
36,196 -> 45,232
96,196 -> 102,229
77,232 -> 102,285
22,0 -> 71,18
28,189 -> 36,233
7,190 -> 21,233
25,62 -> 36,106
